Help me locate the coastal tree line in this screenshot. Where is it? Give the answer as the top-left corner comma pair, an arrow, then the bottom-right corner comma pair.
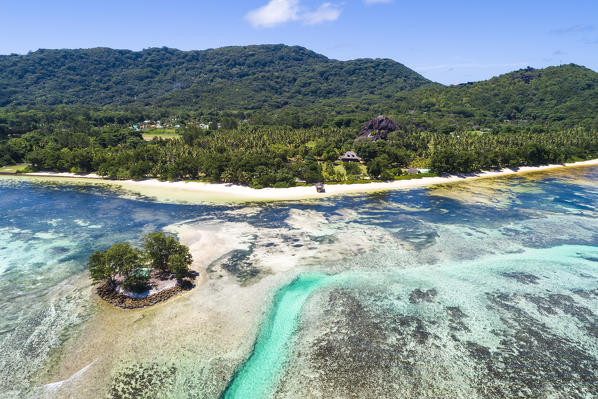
2,59 -> 598,186
1,119 -> 597,186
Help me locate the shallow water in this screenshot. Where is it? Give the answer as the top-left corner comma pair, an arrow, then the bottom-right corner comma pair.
222,274 -> 334,399
0,166 -> 597,398
274,245 -> 598,398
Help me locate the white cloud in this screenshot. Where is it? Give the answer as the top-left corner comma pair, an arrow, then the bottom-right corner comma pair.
246,0 -> 341,28
364,0 -> 393,4
302,3 -> 341,25
246,0 -> 300,28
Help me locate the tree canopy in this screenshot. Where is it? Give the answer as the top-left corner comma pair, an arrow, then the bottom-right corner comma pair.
1,47 -> 598,181
144,232 -> 192,275
0,45 -> 431,109
89,232 -> 193,293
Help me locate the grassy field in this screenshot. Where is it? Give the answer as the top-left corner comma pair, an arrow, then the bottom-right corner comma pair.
329,163 -> 368,177
141,128 -> 181,140
0,164 -> 30,173
142,133 -> 181,140
324,173 -> 439,185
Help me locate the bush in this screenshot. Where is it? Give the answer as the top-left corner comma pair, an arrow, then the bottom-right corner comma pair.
88,250 -> 110,285
379,169 -> 394,181
123,267 -> 151,293
144,232 -> 177,271
168,254 -> 190,281
144,231 -> 193,280
343,161 -> 361,176
167,243 -> 193,280
90,231 -> 194,295
88,242 -> 144,285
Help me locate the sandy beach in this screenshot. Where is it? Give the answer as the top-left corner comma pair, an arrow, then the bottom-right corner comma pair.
6,158 -> 598,203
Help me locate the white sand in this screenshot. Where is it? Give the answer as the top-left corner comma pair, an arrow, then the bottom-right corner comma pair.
25,171 -> 104,179
8,159 -> 598,203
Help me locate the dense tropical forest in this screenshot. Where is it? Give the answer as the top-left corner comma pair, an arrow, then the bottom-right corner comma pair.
0,45 -> 431,109
1,45 -> 597,186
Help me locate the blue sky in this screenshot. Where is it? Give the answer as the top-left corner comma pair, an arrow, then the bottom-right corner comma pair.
2,0 -> 597,84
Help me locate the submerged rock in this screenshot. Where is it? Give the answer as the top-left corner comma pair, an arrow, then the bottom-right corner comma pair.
409,288 -> 438,304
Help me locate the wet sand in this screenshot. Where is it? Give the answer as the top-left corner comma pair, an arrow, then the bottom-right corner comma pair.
40,221 -> 288,398
39,208 -> 393,398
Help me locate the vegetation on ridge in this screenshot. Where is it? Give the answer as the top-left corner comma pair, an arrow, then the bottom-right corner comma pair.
0,45 -> 431,109
394,64 -> 598,132
1,45 -> 597,185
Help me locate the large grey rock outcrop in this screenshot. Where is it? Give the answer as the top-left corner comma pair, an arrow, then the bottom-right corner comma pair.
356,116 -> 399,141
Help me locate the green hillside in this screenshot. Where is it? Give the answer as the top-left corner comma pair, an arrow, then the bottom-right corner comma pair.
1,46 -> 598,185
0,45 -> 432,109
395,64 -> 598,130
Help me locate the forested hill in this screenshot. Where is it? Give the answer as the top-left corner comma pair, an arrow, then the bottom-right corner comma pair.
0,44 -> 433,109
1,50 -> 598,184
396,64 -> 598,130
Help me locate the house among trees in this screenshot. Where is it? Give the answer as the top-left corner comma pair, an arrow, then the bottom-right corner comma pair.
340,151 -> 362,162
88,232 -> 194,308
407,167 -> 421,174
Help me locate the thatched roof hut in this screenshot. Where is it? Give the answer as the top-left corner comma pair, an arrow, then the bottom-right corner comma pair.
340,151 -> 362,162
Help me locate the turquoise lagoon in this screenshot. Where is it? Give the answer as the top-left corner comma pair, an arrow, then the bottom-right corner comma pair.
0,167 -> 597,398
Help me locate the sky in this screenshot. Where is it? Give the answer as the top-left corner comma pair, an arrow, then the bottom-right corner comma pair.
2,0 -> 598,84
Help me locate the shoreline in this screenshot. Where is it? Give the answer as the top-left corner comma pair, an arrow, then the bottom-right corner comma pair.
96,281 -> 190,309
2,159 -> 598,203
